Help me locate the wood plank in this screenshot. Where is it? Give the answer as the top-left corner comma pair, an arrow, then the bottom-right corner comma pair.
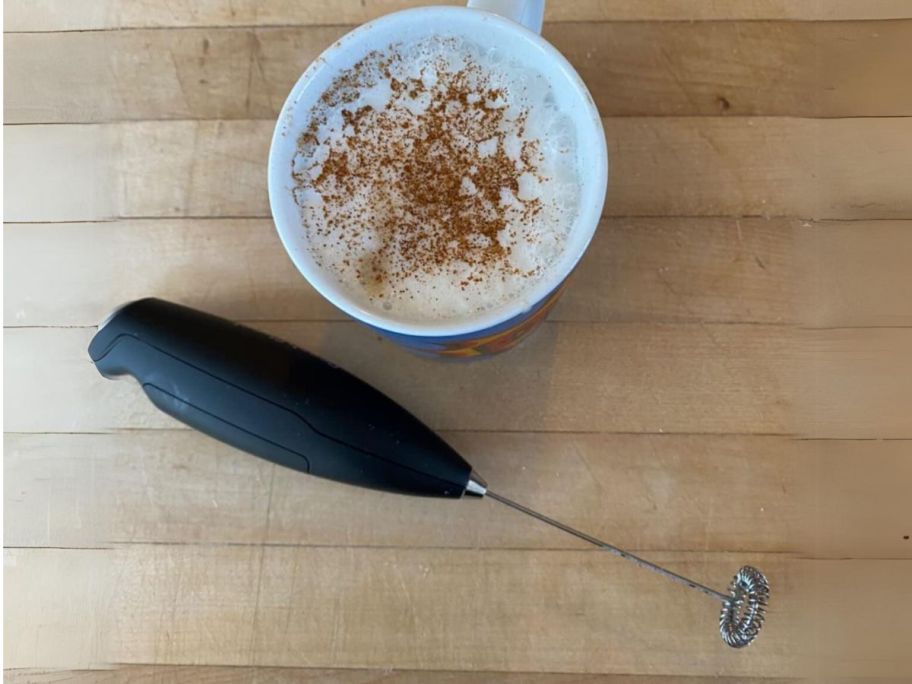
11,546 -> 912,677
4,323 -> 796,435
9,218 -> 912,329
811,559 -> 912,679
4,431 -> 807,554
4,26 -> 343,123
3,430 -> 273,549
605,117 -> 912,220
8,118 -> 912,222
3,124 -> 115,222
810,439 -> 912,560
10,323 -> 911,438
3,217 -> 805,327
799,327 -> 912,439
8,21 -> 912,122
8,431 -> 908,559
2,667 -> 797,684
3,548 -> 116,670
4,546 -> 804,676
6,0 -> 912,31
801,220 -> 912,328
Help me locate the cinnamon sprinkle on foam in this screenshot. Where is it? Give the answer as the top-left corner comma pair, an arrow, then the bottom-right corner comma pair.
291,36 -> 579,320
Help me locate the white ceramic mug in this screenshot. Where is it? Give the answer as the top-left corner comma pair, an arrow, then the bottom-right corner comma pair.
268,0 -> 608,357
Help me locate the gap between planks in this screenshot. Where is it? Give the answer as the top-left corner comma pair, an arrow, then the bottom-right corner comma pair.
9,544 -> 905,562
6,0 -> 912,31
6,115 -> 912,126
7,214 -> 912,223
7,18 -> 906,34
4,662 -> 802,684
11,323 -> 912,331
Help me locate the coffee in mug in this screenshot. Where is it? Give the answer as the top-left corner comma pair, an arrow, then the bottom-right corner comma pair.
290,34 -> 581,324
269,4 -> 607,357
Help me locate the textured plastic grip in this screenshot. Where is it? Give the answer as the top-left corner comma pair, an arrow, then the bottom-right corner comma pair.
88,298 -> 473,497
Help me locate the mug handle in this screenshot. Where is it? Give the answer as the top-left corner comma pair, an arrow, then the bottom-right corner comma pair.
466,0 -> 544,34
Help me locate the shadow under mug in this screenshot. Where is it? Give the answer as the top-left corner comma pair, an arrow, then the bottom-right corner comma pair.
268,1 -> 608,358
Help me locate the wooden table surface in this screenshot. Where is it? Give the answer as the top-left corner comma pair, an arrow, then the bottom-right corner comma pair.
5,1 -> 912,681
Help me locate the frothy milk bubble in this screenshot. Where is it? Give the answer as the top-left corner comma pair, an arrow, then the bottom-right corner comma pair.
291,34 -> 581,323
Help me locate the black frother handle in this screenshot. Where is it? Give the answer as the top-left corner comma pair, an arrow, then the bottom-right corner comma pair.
88,298 -> 473,498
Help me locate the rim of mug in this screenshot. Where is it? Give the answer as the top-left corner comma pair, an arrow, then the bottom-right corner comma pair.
268,5 -> 608,338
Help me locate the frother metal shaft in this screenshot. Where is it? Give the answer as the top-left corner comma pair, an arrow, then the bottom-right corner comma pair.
484,489 -> 770,648
486,490 -> 730,602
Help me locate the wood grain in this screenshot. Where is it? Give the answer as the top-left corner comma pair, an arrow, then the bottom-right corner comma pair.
5,322 -> 797,435
4,124 -> 116,222
8,21 -> 912,122
810,439 -> 912,559
4,217 -> 805,327
11,546 -> 912,677
7,218 -> 912,329
6,0 -> 912,31
11,323 -> 912,437
810,559 -> 912,679
8,431 -> 911,560
3,548 -> 115,670
799,327 -> 912,439
10,430 -> 912,559
8,118 -> 912,222
4,431 -> 808,553
4,545 -> 803,676
6,0 -> 912,678
801,220 -> 912,328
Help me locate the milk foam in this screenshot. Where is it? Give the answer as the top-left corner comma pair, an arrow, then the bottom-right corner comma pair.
292,34 -> 581,323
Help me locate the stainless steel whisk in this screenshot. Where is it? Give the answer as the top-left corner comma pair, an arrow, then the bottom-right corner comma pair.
485,489 -> 770,648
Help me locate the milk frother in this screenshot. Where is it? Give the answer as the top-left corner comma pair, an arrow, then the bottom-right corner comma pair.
88,298 -> 769,648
